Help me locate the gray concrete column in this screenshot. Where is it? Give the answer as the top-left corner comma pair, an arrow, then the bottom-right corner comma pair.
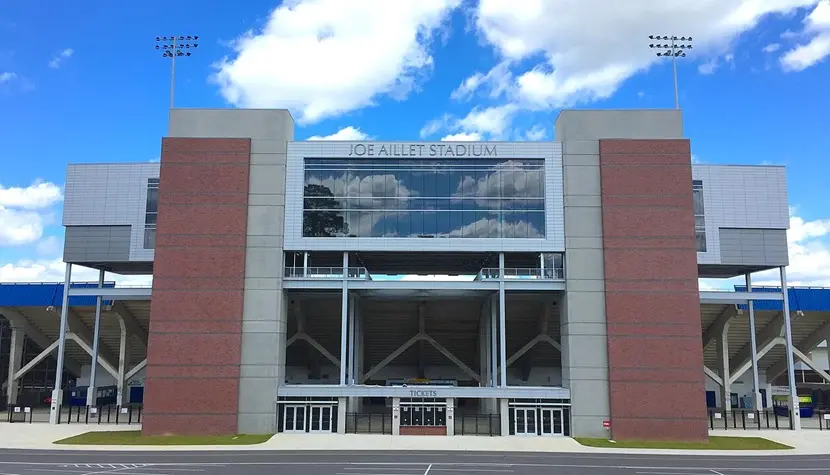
499,399 -> 509,436
6,325 -> 24,405
717,321 -> 732,411
50,262 -> 72,425
498,253 -> 507,387
115,314 -> 130,405
446,398 -> 455,436
746,273 -> 763,411
337,397 -> 347,434
340,252 -> 349,386
392,397 -> 401,435
781,267 -> 801,430
86,269 -> 105,407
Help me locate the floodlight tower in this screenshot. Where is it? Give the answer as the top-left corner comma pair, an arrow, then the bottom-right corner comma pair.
648,35 -> 693,109
155,35 -> 199,109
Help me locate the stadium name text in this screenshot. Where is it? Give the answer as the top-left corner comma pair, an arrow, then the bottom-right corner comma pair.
348,143 -> 497,158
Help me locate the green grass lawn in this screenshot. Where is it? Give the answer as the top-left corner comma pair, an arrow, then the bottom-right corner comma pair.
575,436 -> 793,450
54,431 -> 273,446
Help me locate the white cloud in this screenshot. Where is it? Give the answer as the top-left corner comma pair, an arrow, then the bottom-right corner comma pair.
763,43 -> 782,53
0,180 -> 63,209
525,125 -> 546,141
0,181 -> 63,246
781,1 -> 830,71
0,206 -> 45,246
212,0 -> 461,123
698,53 -> 735,75
0,257 -> 153,286
424,104 -> 517,140
0,71 -> 16,83
48,48 -> 74,69
450,61 -> 511,101
441,132 -> 482,141
307,126 -> 371,140
36,235 -> 62,256
464,0 -> 822,108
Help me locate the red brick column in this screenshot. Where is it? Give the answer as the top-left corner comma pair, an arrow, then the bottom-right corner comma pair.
142,137 -> 251,435
599,139 -> 707,441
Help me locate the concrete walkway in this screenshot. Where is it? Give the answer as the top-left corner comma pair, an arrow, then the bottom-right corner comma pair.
2,423 -> 830,455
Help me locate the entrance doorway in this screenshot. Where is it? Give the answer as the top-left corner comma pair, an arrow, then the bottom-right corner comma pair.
282,405 -> 307,433
539,408 -> 564,436
278,398 -> 338,434
513,407 -> 537,435
308,405 -> 334,433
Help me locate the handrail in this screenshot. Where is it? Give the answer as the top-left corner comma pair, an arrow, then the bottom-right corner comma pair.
478,267 -> 565,280
284,267 -> 369,280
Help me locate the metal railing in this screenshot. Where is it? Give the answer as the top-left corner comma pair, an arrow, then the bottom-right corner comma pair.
344,412 -> 393,434
57,404 -> 143,425
708,408 -> 830,430
454,414 -> 501,436
284,267 -> 369,280
478,267 -> 565,280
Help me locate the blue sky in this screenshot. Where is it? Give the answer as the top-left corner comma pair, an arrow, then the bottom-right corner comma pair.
1,0 -> 829,285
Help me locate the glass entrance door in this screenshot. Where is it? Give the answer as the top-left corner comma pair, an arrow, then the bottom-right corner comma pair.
514,408 -> 537,435
282,405 -> 307,433
540,408 -> 564,436
309,405 -> 334,433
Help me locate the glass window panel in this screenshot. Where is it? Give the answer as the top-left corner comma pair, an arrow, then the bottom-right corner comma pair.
527,168 -> 544,198
695,216 -> 705,227
448,211 -> 463,237
422,211 -> 438,237
514,169 -> 528,198
527,212 -> 544,238
143,228 -> 156,249
436,211 -> 451,237
423,168 -> 437,197
696,231 -> 707,252
410,211 -> 425,237
358,211 -> 374,237
693,189 -> 705,215
502,213 -> 516,239
145,187 -> 158,213
145,212 -> 157,225
397,210 -> 411,237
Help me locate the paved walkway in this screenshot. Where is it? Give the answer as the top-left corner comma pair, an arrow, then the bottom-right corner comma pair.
2,423 -> 830,455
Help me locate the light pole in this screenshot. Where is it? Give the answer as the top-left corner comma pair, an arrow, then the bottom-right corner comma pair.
155,35 -> 199,109
649,35 -> 693,109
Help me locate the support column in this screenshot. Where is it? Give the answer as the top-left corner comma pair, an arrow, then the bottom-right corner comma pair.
87,269 -> 105,407
490,294 -> 498,412
340,252 -> 349,386
746,273 -> 763,411
498,253 -> 507,387
50,262 -> 72,425
781,267 -> 801,430
348,295 -> 356,384
717,320 -> 732,411
499,398 -> 509,436
303,252 -> 309,276
446,398 -> 455,436
115,314 -> 129,405
392,397 -> 401,436
337,397 -> 347,434
5,326 -> 24,405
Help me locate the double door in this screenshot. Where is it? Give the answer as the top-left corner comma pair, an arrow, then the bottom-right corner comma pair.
514,407 -> 564,436
282,404 -> 334,434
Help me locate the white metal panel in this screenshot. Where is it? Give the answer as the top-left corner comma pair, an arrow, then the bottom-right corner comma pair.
63,163 -> 160,262
283,141 -> 565,252
692,165 -> 789,265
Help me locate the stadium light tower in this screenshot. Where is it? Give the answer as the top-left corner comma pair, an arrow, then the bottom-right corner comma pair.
648,35 -> 693,109
155,35 -> 199,109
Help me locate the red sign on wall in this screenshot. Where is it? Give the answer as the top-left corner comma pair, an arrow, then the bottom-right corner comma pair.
602,420 -> 611,428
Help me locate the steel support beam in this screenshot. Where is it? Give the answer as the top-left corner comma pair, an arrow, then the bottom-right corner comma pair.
746,273 -> 763,411
363,334 -> 421,381
704,366 -> 723,386
86,269 -> 104,407
729,312 -> 784,378
0,307 -> 82,376
780,267 -> 801,430
498,252 -> 507,387
702,305 -> 738,350
125,359 -> 146,381
766,319 -> 830,381
50,263 -> 72,424
421,334 -> 481,383
729,337 -> 783,386
115,313 -> 129,405
111,301 -> 148,349
66,308 -> 120,371
67,333 -> 119,381
5,325 -> 24,404
792,347 -> 830,383
14,340 -> 60,382
339,252 -> 349,386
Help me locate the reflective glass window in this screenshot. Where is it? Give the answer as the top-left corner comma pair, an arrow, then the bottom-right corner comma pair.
301,158 -> 546,238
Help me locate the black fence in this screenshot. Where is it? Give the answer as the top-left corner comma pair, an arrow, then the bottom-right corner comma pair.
344,413 -> 393,434
708,409 -> 830,430
454,414 -> 500,436
57,404 -> 143,425
6,405 -> 34,423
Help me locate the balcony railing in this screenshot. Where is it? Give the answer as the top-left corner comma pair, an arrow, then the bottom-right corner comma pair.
284,267 -> 369,280
478,267 -> 565,281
